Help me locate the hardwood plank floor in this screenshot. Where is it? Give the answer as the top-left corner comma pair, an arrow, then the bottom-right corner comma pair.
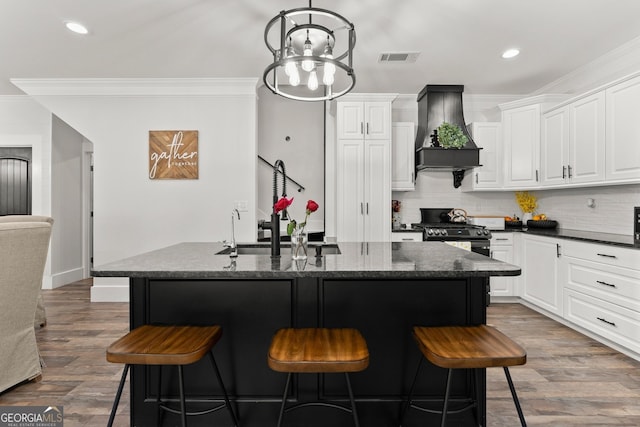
1,280 -> 639,426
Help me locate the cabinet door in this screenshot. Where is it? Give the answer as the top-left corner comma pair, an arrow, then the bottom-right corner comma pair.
569,91 -> 605,184
521,235 -> 562,315
503,105 -> 541,187
606,75 -> 640,181
364,102 -> 391,140
364,140 -> 391,242
490,245 -> 514,297
541,107 -> 569,186
336,140 -> 365,241
391,122 -> 415,191
337,102 -> 364,140
468,122 -> 502,189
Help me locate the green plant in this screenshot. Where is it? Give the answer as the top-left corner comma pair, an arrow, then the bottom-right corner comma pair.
437,122 -> 468,149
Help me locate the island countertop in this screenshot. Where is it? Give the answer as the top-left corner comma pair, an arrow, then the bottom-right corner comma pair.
91,241 -> 520,279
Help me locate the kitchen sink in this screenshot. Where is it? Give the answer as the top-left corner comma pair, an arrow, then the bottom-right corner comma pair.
215,243 -> 341,256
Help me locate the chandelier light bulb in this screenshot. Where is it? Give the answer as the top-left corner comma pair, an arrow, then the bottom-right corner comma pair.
323,66 -> 335,86
289,66 -> 301,86
301,35 -> 314,72
285,60 -> 297,77
307,70 -> 319,90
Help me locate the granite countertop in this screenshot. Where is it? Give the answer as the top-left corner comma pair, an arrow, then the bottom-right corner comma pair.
91,241 -> 521,280
496,227 -> 638,249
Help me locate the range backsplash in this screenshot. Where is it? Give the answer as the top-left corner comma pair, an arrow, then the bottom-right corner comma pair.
394,173 -> 640,236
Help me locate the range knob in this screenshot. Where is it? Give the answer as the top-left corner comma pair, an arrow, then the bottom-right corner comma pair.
441,229 -> 448,236
476,230 -> 483,235
433,229 -> 440,235
427,229 -> 434,235
483,230 -> 490,235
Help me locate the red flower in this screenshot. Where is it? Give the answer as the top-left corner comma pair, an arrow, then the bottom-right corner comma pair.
306,200 -> 319,214
274,197 -> 294,213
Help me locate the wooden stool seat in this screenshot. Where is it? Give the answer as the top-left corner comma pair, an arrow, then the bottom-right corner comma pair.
413,324 -> 527,369
268,328 -> 369,373
107,325 -> 222,365
106,324 -> 238,427
402,325 -> 527,427
268,327 -> 369,427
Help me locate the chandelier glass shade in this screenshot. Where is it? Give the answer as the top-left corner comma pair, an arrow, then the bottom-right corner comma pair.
263,2 -> 356,101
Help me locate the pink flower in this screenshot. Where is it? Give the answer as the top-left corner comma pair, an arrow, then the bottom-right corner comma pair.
306,200 -> 319,214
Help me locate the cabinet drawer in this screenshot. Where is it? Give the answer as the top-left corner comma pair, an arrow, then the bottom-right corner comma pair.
491,233 -> 513,245
564,289 -> 640,354
391,232 -> 422,242
564,257 -> 640,312
562,240 -> 640,270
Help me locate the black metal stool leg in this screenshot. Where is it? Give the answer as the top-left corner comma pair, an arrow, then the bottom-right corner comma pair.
107,364 -> 129,427
276,372 -> 292,427
399,356 -> 424,425
157,365 -> 164,425
208,351 -> 239,426
344,373 -> 360,427
177,365 -> 187,427
440,368 -> 453,427
504,367 -> 527,427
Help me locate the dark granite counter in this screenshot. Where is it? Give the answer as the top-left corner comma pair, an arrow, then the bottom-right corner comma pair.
497,227 -> 637,249
91,241 -> 520,279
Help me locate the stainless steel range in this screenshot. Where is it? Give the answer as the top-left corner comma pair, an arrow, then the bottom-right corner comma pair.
412,208 -> 491,256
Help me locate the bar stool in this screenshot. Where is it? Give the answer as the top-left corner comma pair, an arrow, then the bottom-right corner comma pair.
268,328 -> 369,427
401,325 -> 527,427
106,325 -> 239,427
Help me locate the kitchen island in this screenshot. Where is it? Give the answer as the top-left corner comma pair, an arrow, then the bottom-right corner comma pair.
92,241 -> 520,427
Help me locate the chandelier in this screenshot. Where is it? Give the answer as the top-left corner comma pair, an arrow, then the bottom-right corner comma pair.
263,1 -> 356,101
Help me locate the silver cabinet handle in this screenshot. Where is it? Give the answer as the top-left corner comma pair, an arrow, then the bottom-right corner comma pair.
475,172 -> 479,184
360,122 -> 364,134
535,169 -> 539,182
562,165 -> 566,179
360,202 -> 364,215
568,165 -> 573,178
556,244 -> 561,258
596,280 -> 617,288
495,238 -> 509,241
366,203 -> 369,214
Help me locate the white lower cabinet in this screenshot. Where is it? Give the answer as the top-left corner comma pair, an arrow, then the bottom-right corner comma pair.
391,231 -> 422,242
520,234 -> 563,316
559,239 -> 640,356
490,233 -> 515,297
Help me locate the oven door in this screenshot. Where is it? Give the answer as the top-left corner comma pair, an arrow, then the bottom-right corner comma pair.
470,240 -> 490,256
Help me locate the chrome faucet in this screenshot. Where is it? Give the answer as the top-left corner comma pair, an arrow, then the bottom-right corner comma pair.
259,159 -> 287,257
230,208 -> 240,257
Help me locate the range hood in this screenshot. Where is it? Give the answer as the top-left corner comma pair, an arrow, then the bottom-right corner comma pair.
414,85 -> 481,187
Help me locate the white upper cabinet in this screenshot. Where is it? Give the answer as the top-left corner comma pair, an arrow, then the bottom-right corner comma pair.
502,104 -> 541,188
391,122 -> 415,191
605,74 -> 640,182
464,122 -> 502,190
541,91 -> 605,186
337,101 -> 391,140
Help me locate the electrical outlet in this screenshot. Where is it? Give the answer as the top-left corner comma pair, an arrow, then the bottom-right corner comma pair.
234,200 -> 248,212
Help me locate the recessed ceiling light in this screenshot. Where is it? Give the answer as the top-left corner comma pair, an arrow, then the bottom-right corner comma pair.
65,21 -> 89,35
502,48 -> 520,59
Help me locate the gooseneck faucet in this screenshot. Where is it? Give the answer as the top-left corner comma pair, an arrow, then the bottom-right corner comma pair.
259,159 -> 287,257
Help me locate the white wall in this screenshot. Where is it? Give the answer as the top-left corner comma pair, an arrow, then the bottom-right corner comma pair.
12,78 -> 259,301
51,115 -> 84,286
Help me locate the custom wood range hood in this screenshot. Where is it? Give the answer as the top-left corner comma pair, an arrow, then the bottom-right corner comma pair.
415,85 -> 481,187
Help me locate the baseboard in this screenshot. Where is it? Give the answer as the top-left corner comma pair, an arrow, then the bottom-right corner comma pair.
48,267 -> 85,289
90,277 -> 129,302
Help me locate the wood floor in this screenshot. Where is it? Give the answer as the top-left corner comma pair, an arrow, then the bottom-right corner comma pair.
1,280 -> 640,426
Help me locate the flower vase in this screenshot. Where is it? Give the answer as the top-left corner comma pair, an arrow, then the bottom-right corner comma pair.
291,226 -> 308,260
522,212 -> 533,223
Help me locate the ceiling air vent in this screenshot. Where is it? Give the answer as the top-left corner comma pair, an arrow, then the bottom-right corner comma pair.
378,52 -> 420,63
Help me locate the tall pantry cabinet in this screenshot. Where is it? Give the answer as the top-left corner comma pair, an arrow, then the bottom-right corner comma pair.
336,95 -> 395,242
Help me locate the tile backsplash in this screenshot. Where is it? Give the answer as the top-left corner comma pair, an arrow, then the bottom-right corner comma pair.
393,172 -> 640,236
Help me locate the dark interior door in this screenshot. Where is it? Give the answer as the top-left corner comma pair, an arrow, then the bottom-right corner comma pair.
0,147 -> 32,215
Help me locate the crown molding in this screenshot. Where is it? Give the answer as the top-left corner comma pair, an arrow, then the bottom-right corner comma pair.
10,78 -> 260,96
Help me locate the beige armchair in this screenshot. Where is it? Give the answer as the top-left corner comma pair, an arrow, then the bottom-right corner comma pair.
0,215 -> 53,327
0,221 -> 52,393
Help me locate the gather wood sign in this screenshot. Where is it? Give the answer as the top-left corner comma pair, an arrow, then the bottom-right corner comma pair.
148,130 -> 198,179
